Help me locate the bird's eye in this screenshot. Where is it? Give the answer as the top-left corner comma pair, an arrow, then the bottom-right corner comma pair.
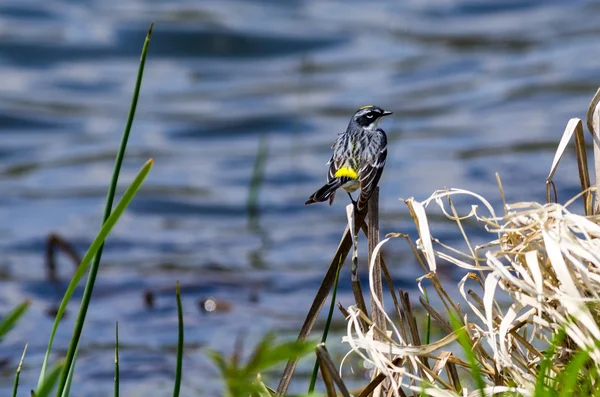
366,113 -> 374,119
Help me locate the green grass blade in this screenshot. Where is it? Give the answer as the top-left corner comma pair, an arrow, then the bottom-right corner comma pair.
449,313 -> 485,396
12,344 -> 27,397
36,159 -> 153,390
0,300 -> 30,341
115,322 -> 119,397
308,257 -> 342,393
246,338 -> 314,376
35,361 -> 64,397
560,349 -> 589,396
173,282 -> 183,397
247,134 -> 268,230
534,328 -> 565,397
423,287 -> 431,345
53,24 -> 154,396
60,346 -> 79,397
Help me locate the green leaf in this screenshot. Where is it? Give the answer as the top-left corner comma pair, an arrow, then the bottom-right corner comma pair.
247,337 -> 314,376
559,349 -> 590,396
60,345 -> 80,397
208,335 -> 314,397
35,361 -> 64,397
534,328 -> 565,397
37,158 -> 153,391
0,300 -> 30,341
423,287 -> 431,345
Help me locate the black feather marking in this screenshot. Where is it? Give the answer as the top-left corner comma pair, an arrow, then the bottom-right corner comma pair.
305,178 -> 342,205
357,139 -> 387,211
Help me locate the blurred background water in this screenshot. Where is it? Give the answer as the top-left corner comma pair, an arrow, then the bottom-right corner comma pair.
0,0 -> 598,395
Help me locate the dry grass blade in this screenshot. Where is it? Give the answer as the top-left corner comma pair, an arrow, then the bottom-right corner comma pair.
337,302 -> 351,318
546,118 -> 581,203
316,344 -> 351,397
573,119 -> 593,215
445,357 -> 461,394
398,290 -> 422,350
405,199 -> 437,272
361,222 -> 406,332
588,87 -> 600,213
586,86 -> 600,137
418,297 -> 453,335
357,357 -> 406,397
317,353 -> 337,397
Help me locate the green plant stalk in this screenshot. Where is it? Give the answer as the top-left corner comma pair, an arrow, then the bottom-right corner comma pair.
54,23 -> 154,396
449,314 -> 485,396
173,282 -> 183,397
115,322 -> 119,397
36,159 -> 153,392
423,287 -> 431,345
12,344 -> 27,397
247,134 -> 268,230
61,347 -> 79,397
0,300 -> 29,340
36,361 -> 65,397
534,328 -> 565,396
559,349 -> 589,395
308,257 -> 342,393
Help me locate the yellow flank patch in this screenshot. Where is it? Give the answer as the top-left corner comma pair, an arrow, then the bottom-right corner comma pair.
335,166 -> 358,179
359,105 -> 374,110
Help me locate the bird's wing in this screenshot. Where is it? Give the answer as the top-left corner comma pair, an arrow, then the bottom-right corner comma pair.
327,133 -> 347,182
327,155 -> 342,182
357,135 -> 387,209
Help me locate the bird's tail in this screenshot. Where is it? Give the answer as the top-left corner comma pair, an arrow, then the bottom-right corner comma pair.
305,179 -> 341,206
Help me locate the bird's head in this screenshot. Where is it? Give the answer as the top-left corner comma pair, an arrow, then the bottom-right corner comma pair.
352,105 -> 393,130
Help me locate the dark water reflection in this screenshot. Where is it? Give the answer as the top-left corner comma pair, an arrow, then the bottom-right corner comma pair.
0,0 -> 599,395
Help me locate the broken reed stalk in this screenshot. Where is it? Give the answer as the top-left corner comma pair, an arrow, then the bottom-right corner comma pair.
573,120 -> 592,215
349,204 -> 369,332
367,188 -> 387,396
316,344 -> 351,397
45,233 -> 82,286
276,205 -> 369,395
278,190 -> 385,395
586,87 -> 600,213
368,187 -> 386,337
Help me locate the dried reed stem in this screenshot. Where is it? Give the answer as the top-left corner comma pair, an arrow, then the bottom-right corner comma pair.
276,205 -> 369,395
350,204 -> 369,331
587,88 -> 600,213
368,188 -> 387,396
369,188 -> 386,336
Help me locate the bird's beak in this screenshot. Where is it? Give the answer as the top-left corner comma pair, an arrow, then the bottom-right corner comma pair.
382,110 -> 393,116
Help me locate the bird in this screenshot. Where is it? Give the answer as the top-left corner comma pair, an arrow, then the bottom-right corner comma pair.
305,105 -> 392,211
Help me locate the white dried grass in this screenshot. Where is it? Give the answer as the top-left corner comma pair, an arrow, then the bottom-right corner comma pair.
342,117 -> 600,396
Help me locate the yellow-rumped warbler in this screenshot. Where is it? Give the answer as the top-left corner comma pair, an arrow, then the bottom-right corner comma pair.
305,105 -> 392,211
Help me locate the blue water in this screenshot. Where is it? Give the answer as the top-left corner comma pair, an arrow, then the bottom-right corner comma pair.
0,0 -> 598,395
